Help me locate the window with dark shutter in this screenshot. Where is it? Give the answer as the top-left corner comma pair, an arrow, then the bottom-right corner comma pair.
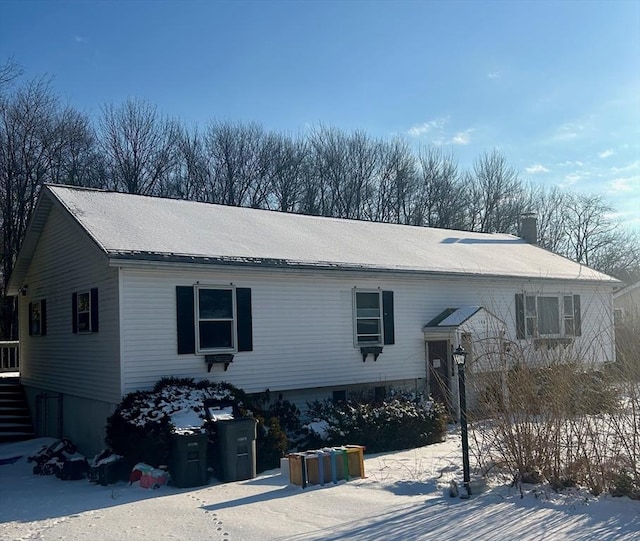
29,299 -> 46,336
515,294 -> 525,339
176,285 -> 253,355
382,290 -> 395,345
516,292 -> 581,339
41,300 -> 47,336
90,288 -> 99,333
72,292 -> 78,333
573,295 -> 581,336
176,286 -> 196,354
236,287 -> 253,352
72,289 -> 98,333
353,289 -> 395,347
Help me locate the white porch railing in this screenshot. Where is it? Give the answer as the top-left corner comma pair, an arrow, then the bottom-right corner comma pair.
0,341 -> 19,372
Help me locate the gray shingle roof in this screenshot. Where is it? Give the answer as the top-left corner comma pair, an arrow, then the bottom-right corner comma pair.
14,185 -> 619,289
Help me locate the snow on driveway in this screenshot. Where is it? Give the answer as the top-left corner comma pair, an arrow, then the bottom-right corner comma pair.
1,437 -> 638,540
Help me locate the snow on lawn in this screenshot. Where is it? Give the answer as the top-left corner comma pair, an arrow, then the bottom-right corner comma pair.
1,435 -> 638,541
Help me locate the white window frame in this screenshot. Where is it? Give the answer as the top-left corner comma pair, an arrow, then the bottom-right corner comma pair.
76,291 -> 92,333
194,285 -> 237,354
523,293 -> 575,338
353,288 -> 384,347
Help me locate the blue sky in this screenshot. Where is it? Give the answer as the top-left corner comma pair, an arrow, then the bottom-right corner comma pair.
1,0 -> 639,228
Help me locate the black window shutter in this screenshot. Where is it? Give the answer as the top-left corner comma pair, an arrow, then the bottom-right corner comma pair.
382,290 -> 395,345
176,286 -> 195,354
90,288 -> 99,333
573,295 -> 581,337
236,287 -> 253,352
41,299 -> 47,336
515,294 -> 525,339
28,302 -> 33,336
72,292 -> 78,334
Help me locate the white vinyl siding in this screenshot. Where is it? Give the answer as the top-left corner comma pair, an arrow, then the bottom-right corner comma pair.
18,206 -> 121,404
119,266 -> 615,395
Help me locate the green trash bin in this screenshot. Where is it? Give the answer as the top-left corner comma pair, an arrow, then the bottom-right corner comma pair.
170,431 -> 209,488
215,418 -> 257,482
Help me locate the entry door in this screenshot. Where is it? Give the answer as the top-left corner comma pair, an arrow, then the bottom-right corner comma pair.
428,340 -> 452,412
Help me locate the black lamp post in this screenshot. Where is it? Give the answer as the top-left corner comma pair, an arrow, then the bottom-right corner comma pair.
453,345 -> 471,498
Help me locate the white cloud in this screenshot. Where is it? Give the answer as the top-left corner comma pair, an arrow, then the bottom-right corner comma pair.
487,71 -> 500,79
525,164 -> 550,174
610,160 -> 640,174
598,149 -> 615,159
563,173 -> 582,186
608,177 -> 636,193
74,35 -> 87,43
450,129 -> 473,145
407,117 -> 448,137
553,123 -> 584,141
558,160 -> 584,168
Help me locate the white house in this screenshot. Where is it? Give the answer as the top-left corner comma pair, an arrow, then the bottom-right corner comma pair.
8,185 -> 619,454
613,281 -> 640,323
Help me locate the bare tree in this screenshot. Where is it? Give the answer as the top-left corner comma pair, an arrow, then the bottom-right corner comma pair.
157,125 -> 210,201
100,98 -> 178,195
591,228 -> 640,283
0,73 -> 110,338
204,121 -> 269,207
263,132 -> 308,213
374,138 -> 416,224
560,193 -> 618,267
46,106 -> 105,188
0,57 -> 23,89
468,150 -> 525,234
307,125 -> 348,217
410,146 -> 465,229
526,184 -> 568,253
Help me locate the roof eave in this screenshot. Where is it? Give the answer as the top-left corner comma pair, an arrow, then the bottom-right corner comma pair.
106,252 -> 621,285
6,190 -> 54,296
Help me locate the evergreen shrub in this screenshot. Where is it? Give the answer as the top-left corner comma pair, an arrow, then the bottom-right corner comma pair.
304,394 -> 447,454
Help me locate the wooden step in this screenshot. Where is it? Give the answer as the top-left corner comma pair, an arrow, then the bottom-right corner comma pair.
0,379 -> 34,444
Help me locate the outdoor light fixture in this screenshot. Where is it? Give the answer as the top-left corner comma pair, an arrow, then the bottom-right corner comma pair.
453,345 -> 471,498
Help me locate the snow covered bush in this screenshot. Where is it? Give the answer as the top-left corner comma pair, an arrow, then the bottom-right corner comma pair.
105,377 -> 250,467
105,378 -> 297,473
304,394 -> 447,453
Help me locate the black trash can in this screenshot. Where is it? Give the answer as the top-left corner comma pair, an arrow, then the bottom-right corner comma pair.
215,418 -> 258,482
170,430 -> 209,488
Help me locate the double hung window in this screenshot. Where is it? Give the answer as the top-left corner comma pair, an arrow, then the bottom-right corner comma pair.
72,289 -> 98,334
517,293 -> 580,339
352,289 -> 395,347
196,286 -> 236,352
354,290 -> 383,345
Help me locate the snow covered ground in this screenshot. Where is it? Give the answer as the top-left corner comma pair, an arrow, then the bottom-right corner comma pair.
1,435 -> 638,541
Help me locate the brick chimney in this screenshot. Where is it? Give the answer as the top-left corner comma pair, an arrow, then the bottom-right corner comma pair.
520,213 -> 537,245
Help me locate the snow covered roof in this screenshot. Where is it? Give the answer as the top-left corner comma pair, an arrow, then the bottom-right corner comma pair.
613,281 -> 640,298
425,307 -> 482,328
8,185 -> 619,294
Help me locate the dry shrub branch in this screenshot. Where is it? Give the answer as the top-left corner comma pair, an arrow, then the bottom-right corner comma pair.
468,319 -> 639,497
